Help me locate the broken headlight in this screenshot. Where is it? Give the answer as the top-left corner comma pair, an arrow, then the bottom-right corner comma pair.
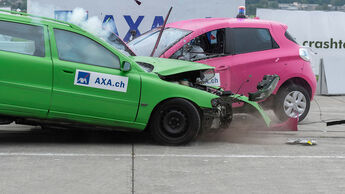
248,75 -> 280,101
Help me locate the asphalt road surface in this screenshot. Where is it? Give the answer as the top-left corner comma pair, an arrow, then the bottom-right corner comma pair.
0,96 -> 345,194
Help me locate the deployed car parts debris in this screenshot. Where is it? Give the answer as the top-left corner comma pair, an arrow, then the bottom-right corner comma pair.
286,138 -> 317,146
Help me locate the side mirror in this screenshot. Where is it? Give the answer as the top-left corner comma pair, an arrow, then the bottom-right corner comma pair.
121,61 -> 131,72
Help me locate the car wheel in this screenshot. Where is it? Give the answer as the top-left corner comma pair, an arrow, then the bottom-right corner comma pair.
150,98 -> 201,145
274,85 -> 310,122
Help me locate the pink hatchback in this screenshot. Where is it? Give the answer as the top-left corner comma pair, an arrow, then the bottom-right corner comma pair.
127,18 -> 317,121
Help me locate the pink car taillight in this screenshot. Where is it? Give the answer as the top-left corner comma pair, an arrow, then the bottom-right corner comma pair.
299,47 -> 311,62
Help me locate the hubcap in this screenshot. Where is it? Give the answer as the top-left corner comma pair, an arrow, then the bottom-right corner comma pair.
283,91 -> 307,118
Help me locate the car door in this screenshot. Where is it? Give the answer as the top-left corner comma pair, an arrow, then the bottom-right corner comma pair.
0,20 -> 52,118
227,27 -> 285,95
48,28 -> 141,124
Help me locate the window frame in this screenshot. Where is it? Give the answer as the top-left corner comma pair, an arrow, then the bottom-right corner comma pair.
0,19 -> 47,57
230,27 -> 280,55
52,28 -> 121,70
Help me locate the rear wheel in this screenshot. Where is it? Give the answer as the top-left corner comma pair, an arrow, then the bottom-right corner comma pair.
150,99 -> 201,145
274,85 -> 310,122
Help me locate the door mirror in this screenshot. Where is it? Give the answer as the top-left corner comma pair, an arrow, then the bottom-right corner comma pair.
121,61 -> 131,72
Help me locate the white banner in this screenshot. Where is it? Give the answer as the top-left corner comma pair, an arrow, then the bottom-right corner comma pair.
74,69 -> 128,93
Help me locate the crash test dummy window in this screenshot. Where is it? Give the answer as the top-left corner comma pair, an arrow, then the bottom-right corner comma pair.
170,29 -> 226,61
231,28 -> 279,54
54,29 -> 120,69
0,20 -> 45,57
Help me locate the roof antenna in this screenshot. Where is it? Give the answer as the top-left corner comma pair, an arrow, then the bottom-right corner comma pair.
150,6 -> 173,57
134,0 -> 142,5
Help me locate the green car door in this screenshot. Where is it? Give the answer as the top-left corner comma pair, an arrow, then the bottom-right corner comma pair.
0,20 -> 52,118
47,27 -> 141,126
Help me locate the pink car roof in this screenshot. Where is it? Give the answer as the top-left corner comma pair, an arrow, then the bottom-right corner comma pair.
166,18 -> 286,32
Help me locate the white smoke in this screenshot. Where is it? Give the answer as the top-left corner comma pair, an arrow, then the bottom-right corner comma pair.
28,3 -> 112,40
28,1 -> 58,18
67,7 -> 110,38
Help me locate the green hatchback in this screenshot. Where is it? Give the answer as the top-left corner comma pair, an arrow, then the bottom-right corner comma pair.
0,10 -> 284,145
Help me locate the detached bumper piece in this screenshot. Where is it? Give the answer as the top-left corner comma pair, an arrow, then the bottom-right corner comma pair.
202,97 -> 233,130
248,75 -> 279,102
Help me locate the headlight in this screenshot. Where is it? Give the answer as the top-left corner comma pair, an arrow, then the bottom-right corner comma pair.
299,47 -> 310,62
199,69 -> 215,84
211,98 -> 219,107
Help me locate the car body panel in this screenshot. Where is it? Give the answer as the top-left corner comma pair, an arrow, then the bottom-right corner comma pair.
0,22 -> 52,118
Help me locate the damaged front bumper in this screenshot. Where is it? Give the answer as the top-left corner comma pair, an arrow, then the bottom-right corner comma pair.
201,74 -> 298,131
202,96 -> 233,130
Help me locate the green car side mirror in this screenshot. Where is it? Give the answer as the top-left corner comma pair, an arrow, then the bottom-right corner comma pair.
121,61 -> 131,72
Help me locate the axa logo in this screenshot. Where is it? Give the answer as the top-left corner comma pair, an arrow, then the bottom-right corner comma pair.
77,71 -> 90,85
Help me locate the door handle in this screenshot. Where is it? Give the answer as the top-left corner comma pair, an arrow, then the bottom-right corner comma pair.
217,65 -> 228,71
63,69 -> 74,74
275,58 -> 280,63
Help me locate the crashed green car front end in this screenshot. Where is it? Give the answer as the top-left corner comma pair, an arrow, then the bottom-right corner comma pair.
130,56 -> 276,130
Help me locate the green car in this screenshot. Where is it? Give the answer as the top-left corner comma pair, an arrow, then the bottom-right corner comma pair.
0,10 -> 281,145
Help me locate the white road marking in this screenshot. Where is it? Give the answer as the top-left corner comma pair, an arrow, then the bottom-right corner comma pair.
0,153 -> 345,159
136,154 -> 345,159
0,153 -> 130,157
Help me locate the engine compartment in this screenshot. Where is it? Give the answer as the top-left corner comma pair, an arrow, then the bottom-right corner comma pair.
159,70 -> 227,96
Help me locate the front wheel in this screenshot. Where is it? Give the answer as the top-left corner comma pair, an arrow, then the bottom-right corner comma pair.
274,85 -> 310,122
150,99 -> 201,145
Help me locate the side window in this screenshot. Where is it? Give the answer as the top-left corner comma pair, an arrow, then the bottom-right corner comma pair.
54,29 -> 120,69
0,20 -> 45,57
171,29 -> 225,61
232,28 -> 278,54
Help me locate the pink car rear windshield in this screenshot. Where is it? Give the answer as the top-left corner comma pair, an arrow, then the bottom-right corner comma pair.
128,27 -> 191,57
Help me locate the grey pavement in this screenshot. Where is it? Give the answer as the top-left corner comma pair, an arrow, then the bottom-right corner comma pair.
0,95 -> 345,194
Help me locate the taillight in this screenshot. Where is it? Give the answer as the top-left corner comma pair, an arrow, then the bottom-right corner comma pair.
299,47 -> 310,61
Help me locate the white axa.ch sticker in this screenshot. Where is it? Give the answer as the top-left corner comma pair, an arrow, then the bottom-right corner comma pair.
74,69 -> 128,92
205,73 -> 221,87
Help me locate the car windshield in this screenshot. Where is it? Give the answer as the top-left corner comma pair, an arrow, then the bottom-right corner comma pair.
105,33 -> 135,56
127,27 -> 191,57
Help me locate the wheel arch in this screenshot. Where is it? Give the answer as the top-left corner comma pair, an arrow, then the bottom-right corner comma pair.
277,77 -> 312,99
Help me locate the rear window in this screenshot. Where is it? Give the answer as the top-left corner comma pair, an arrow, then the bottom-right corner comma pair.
285,31 -> 298,44
0,20 -> 45,57
232,28 -> 279,54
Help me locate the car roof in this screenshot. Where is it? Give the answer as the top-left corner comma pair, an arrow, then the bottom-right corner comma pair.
0,9 -> 83,31
166,17 -> 284,32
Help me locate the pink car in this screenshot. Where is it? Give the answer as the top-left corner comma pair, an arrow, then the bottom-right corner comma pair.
127,18 -> 317,121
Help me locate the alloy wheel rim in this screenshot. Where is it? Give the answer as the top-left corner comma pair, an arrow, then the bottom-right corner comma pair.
283,91 -> 307,118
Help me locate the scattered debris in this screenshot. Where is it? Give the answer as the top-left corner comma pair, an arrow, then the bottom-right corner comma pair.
286,138 -> 317,146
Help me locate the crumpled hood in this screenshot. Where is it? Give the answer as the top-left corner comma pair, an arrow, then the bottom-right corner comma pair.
130,56 -> 213,76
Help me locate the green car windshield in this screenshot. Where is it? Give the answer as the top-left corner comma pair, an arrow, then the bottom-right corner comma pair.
128,27 -> 191,57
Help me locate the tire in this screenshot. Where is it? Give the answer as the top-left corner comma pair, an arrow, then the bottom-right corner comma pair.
150,98 -> 201,145
274,85 -> 310,122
